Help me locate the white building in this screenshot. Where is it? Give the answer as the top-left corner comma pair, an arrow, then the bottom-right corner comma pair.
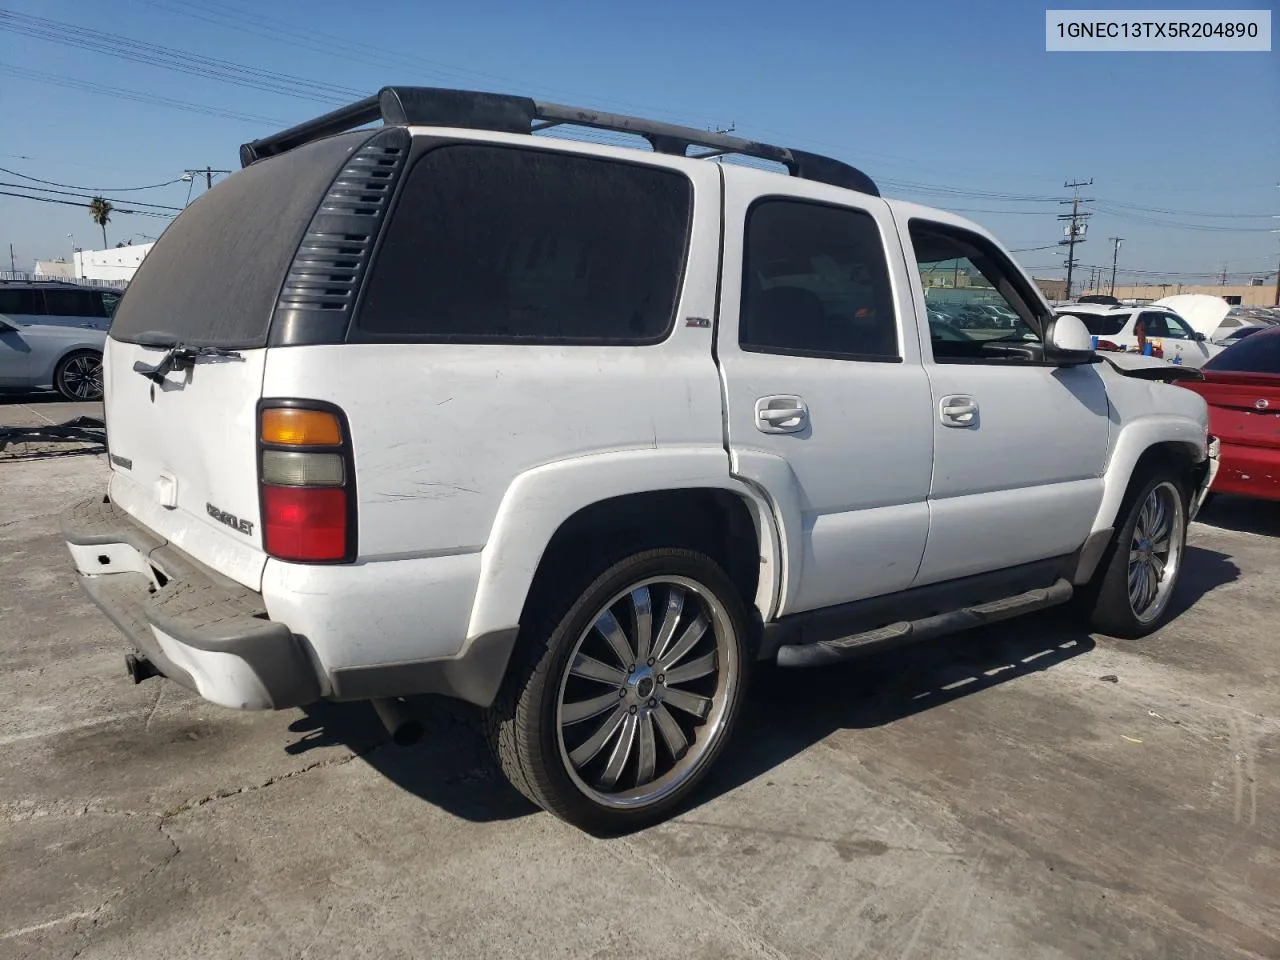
73,242 -> 154,282
32,258 -> 76,279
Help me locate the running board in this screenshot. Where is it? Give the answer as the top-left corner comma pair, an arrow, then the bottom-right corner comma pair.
775,578 -> 1074,668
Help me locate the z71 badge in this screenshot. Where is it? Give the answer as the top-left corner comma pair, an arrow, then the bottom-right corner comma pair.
207,503 -> 254,537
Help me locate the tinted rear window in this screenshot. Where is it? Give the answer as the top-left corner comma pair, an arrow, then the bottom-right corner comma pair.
1205,330 -> 1280,374
42,289 -> 107,318
1059,310 -> 1127,336
0,289 -> 40,315
110,131 -> 370,348
356,144 -> 692,343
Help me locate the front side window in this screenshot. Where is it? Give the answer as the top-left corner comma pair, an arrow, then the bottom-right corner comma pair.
739,199 -> 897,360
357,144 -> 692,343
909,220 -> 1045,363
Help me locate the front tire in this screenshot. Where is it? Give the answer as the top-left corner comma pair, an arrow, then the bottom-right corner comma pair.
54,350 -> 104,401
1086,473 -> 1188,638
486,548 -> 749,833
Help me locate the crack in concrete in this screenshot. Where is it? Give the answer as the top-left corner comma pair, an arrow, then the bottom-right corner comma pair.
161,744 -> 386,819
1,799 -> 155,823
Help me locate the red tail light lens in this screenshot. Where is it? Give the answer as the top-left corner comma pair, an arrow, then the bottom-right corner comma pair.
262,486 -> 347,561
259,403 -> 354,563
1096,339 -> 1121,351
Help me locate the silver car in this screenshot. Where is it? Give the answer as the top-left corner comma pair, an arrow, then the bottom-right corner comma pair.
0,283 -> 118,400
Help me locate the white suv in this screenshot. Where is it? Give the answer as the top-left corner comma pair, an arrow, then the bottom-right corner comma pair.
63,87 -> 1217,831
1054,302 -> 1224,367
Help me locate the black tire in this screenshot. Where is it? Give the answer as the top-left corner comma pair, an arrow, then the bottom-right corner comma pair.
486,547 -> 750,833
1085,470 -> 1189,639
53,350 -> 104,401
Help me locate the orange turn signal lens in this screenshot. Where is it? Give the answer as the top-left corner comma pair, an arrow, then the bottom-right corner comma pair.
261,408 -> 343,446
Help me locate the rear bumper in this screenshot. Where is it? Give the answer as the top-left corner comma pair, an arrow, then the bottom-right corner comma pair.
62,496 -> 321,709
1213,438 -> 1280,502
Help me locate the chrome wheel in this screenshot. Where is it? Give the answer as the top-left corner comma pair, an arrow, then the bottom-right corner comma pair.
58,353 -> 103,400
555,575 -> 740,810
1127,481 -> 1184,623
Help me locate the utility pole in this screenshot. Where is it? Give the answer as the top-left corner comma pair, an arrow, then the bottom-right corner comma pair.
1059,178 -> 1093,301
184,167 -> 232,193
1109,237 -> 1123,296
1220,263 -> 1228,286
8,243 -> 14,274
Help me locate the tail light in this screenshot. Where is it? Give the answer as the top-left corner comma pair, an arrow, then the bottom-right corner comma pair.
259,403 -> 355,562
1095,339 -> 1121,352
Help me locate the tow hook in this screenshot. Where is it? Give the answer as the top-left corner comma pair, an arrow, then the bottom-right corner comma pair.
125,653 -> 161,684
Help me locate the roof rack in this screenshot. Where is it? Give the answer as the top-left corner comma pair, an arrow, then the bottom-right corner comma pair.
238,86 -> 879,197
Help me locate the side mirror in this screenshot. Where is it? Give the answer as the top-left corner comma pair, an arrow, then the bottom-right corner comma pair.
1044,314 -> 1097,365
1192,331 -> 1206,342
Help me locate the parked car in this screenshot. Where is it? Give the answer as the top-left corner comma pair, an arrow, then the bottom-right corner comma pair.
1213,324 -> 1270,346
1178,325 -> 1280,502
953,302 -> 1018,330
61,86 -> 1216,832
0,282 -> 118,400
1054,302 -> 1223,367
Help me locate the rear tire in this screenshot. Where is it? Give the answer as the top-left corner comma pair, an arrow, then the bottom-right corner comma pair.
54,350 -> 103,401
486,547 -> 749,833
1085,471 -> 1188,638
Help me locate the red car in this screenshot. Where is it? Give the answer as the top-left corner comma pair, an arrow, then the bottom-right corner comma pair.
1179,325 -> 1280,501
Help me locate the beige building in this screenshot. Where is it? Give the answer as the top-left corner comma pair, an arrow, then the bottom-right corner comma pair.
1078,279 -> 1279,307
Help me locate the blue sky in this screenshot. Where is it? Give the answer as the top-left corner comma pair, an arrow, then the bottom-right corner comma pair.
1,0 -> 1277,284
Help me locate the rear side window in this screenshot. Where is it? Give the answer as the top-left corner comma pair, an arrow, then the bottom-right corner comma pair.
356,144 -> 692,343
1060,311 -> 1127,336
0,290 -> 41,315
42,289 -> 107,318
740,199 -> 897,360
1205,331 -> 1280,374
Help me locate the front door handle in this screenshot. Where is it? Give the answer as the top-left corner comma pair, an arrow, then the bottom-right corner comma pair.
756,395 -> 809,434
940,394 -> 978,427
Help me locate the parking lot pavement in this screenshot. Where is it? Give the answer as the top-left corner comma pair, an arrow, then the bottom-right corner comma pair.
2,436 -> 1276,960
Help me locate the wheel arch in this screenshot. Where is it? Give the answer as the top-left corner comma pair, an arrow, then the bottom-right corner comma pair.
1091,416 -> 1206,536
464,448 -> 783,648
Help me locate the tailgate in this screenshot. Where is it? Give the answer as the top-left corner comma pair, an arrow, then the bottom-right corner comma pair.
104,338 -> 268,589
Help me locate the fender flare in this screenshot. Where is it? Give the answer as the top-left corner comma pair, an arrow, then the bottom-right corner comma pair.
464,447 -> 785,641
1090,414 -> 1207,536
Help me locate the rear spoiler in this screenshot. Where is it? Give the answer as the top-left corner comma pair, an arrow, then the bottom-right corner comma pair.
238,86 -> 880,197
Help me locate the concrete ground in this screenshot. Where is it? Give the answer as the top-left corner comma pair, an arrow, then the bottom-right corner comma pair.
2,399 -> 1277,960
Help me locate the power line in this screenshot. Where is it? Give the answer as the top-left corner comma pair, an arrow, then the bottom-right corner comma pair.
0,182 -> 183,211
0,64 -> 288,126
0,190 -> 175,219
0,165 -> 184,193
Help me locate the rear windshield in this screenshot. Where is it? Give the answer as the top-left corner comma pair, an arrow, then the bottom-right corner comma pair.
1205,331 -> 1280,374
355,144 -> 692,343
1058,310 -> 1127,336
110,131 -> 370,349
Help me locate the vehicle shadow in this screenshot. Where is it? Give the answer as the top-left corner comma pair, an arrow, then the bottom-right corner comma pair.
1195,494 -> 1280,538
286,544 -> 1238,826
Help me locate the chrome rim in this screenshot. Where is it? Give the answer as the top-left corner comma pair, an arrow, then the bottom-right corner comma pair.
60,355 -> 103,400
1128,482 -> 1184,623
555,575 -> 739,810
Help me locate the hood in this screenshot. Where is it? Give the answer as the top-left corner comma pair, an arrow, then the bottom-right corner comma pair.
1153,294 -> 1232,337
1100,353 -> 1205,382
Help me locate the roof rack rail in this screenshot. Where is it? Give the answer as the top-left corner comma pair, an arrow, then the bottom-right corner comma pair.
239,86 -> 879,197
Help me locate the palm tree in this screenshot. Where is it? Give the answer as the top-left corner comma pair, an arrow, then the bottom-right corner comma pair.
89,197 -> 113,249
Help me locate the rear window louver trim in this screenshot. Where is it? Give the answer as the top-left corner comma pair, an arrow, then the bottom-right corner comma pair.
268,127 -> 411,345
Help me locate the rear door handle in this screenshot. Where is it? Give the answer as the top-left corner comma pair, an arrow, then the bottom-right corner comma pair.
940,395 -> 978,427
756,395 -> 809,434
